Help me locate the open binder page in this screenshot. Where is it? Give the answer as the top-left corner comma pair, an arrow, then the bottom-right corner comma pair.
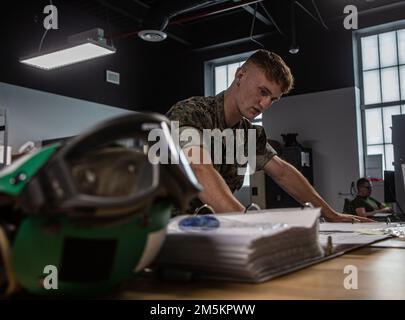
319,222 -> 404,252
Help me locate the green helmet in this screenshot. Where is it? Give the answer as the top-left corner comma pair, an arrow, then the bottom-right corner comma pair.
0,113 -> 201,297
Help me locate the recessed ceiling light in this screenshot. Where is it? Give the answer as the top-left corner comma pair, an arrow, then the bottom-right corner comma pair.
138,30 -> 167,42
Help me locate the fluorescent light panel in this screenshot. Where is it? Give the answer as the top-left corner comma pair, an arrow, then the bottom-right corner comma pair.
20,42 -> 115,70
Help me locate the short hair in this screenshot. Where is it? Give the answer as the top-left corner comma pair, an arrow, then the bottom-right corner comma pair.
244,49 -> 294,94
357,177 -> 370,189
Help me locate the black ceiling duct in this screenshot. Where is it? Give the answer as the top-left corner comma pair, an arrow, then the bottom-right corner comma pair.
138,0 -> 230,42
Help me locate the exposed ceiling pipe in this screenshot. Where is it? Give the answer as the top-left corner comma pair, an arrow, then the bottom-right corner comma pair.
170,0 -> 264,25
138,0 -> 229,42
111,0 -> 264,41
293,1 -> 328,30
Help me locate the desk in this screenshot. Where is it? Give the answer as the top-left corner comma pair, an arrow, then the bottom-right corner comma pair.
117,241 -> 405,300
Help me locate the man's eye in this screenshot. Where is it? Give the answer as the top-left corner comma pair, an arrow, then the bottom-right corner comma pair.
260,89 -> 269,96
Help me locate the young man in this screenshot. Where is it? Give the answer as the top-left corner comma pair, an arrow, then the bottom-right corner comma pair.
167,49 -> 372,222
352,178 -> 392,217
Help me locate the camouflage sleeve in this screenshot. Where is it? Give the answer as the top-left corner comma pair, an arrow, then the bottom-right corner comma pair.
166,99 -> 213,131
254,125 -> 277,171
166,100 -> 212,150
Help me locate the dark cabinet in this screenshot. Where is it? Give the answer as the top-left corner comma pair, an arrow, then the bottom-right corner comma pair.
265,146 -> 313,208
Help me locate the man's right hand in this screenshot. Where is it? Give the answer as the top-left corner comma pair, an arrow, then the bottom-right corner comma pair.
379,207 -> 393,213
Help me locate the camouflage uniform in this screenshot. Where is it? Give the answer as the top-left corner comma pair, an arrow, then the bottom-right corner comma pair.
166,91 -> 277,214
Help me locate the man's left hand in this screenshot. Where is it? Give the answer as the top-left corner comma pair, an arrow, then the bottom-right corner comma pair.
327,212 -> 374,223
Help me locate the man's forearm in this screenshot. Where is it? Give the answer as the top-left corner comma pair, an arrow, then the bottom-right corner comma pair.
184,145 -> 245,213
365,210 -> 381,217
357,207 -> 390,217
192,163 -> 245,213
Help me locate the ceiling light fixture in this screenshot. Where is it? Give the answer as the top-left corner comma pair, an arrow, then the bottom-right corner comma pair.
138,29 -> 168,42
288,0 -> 328,54
289,2 -> 299,54
20,28 -> 116,70
138,12 -> 169,43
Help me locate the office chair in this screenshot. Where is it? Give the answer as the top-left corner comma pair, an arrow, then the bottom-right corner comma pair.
343,198 -> 355,214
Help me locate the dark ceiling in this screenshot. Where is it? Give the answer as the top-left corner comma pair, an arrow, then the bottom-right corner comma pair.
1,0 -> 404,110
64,0 -> 405,51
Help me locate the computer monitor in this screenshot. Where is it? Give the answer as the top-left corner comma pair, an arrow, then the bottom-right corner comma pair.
384,170 -> 396,203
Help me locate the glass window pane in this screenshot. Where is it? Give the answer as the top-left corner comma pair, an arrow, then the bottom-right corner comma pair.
365,108 -> 383,145
215,65 -> 227,94
361,35 -> 379,70
385,144 -> 394,171
398,29 -> 405,65
383,106 -> 401,143
367,145 -> 384,155
227,63 -> 239,88
381,67 -> 399,102
363,70 -> 381,104
400,66 -> 405,100
379,31 -> 397,67
367,144 -> 385,170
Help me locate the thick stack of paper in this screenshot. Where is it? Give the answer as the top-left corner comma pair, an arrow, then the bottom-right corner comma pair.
156,208 -> 324,283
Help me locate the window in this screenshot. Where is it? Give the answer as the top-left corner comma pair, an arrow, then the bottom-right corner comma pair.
357,25 -> 405,173
214,62 -> 244,94
212,60 -> 262,126
205,52 -> 261,186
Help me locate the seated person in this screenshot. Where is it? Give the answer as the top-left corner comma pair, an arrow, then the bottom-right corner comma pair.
352,178 -> 392,217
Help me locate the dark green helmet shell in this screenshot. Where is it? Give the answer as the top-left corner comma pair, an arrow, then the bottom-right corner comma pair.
11,201 -> 171,296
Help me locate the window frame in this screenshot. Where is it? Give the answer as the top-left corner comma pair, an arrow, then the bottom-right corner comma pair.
355,20 -> 405,174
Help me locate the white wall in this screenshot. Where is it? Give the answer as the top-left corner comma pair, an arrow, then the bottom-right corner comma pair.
0,82 -> 133,152
263,87 -> 362,211
0,82 -> 366,212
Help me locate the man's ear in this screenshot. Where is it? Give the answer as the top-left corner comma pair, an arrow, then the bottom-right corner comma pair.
235,67 -> 244,85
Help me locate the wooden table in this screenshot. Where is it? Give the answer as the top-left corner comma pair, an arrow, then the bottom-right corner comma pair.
117,241 -> 405,300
